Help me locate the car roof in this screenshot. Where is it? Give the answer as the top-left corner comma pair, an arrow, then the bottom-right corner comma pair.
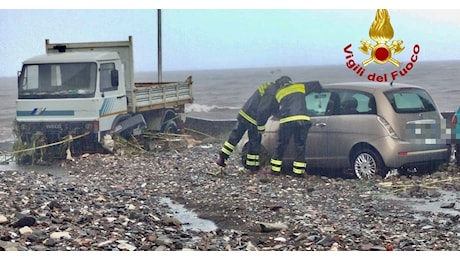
321,81 -> 425,93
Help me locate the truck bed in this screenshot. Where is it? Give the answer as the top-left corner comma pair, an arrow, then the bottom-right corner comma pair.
127,81 -> 193,113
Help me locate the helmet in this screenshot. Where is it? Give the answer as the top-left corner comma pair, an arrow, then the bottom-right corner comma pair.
275,76 -> 292,87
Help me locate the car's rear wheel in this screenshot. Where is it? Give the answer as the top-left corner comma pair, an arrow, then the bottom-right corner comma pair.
352,148 -> 386,179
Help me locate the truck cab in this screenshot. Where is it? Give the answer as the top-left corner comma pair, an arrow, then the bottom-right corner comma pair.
14,36 -> 193,163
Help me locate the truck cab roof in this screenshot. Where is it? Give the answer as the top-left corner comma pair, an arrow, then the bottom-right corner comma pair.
23,51 -> 120,64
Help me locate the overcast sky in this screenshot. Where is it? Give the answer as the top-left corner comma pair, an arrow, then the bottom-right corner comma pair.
1,2 -> 459,77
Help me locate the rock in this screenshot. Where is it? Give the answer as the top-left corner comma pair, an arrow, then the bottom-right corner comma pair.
19,226 -> 33,235
162,216 -> 182,227
246,241 -> 258,251
97,240 -> 113,248
257,222 -> 288,232
43,239 -> 56,247
440,202 -> 455,208
11,216 -> 36,228
48,200 -> 61,210
50,231 -> 71,240
0,240 -> 28,251
117,242 -> 136,251
329,242 -> 341,251
274,237 -> 287,242
0,215 -> 8,224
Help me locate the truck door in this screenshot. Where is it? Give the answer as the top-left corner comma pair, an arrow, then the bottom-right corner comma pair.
98,62 -> 128,133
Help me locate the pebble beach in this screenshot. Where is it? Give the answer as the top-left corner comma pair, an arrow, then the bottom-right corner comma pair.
1,136 -> 460,252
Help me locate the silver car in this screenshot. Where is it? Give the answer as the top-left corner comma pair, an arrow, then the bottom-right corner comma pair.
237,82 -> 451,179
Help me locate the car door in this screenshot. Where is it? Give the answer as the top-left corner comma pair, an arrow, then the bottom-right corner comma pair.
303,91 -> 331,167
322,90 -> 379,168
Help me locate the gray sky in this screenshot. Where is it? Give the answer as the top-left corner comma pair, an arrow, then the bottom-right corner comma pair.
1,2 -> 459,77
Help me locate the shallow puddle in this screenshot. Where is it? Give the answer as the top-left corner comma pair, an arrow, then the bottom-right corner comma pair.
0,158 -> 72,181
380,189 -> 460,217
160,197 -> 218,232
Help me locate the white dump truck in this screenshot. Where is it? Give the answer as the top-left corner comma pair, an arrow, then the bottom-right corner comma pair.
14,36 -> 193,162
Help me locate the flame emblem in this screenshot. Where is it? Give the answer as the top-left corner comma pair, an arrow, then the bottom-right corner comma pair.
359,9 -> 405,67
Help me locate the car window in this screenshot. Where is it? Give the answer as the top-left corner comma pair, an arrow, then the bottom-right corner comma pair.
306,90 -> 377,116
318,90 -> 376,116
305,92 -> 330,116
384,88 -> 436,113
353,93 -> 376,114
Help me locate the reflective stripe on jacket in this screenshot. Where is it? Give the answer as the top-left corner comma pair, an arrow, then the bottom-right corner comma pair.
239,82 -> 275,126
276,83 -> 310,124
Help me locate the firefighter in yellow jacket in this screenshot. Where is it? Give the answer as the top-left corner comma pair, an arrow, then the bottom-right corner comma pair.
268,80 -> 323,177
216,76 -> 291,172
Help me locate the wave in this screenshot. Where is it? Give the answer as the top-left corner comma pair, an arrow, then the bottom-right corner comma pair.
0,127 -> 15,143
185,103 -> 240,113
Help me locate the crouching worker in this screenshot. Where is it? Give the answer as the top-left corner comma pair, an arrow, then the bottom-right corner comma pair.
216,76 -> 291,173
267,80 -> 323,177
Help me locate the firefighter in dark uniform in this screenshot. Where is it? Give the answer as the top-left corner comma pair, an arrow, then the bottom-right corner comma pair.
268,80 -> 323,177
216,76 -> 290,172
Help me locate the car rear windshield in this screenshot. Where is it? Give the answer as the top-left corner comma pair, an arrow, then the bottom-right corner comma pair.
384,88 -> 437,113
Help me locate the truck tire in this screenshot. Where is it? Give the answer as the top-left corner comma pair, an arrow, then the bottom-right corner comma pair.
162,121 -> 178,134
111,114 -> 132,136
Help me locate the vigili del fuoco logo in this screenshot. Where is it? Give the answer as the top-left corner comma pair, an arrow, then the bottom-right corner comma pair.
344,9 -> 420,82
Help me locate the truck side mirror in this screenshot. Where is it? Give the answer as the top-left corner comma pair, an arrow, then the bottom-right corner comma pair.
17,70 -> 22,87
111,69 -> 119,87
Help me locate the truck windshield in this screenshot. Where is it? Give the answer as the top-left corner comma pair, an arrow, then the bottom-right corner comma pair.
18,62 -> 97,99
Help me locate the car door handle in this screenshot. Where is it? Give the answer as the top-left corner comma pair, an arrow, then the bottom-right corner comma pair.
314,122 -> 327,127
116,95 -> 126,99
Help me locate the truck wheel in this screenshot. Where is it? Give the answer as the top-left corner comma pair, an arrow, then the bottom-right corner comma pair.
351,148 -> 387,180
162,121 -> 178,134
111,114 -> 133,139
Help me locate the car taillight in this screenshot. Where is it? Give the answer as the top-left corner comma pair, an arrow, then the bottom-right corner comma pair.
377,116 -> 400,139
452,115 -> 458,125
